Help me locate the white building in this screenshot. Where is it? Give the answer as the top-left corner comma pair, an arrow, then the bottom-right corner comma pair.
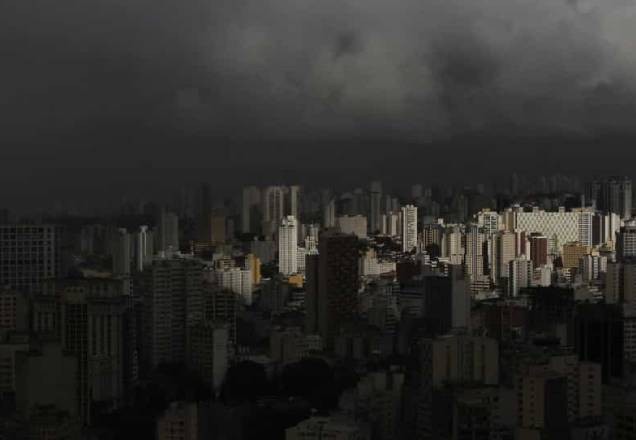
278,216 -> 298,276
217,267 -> 253,305
514,208 -> 593,253
401,205 -> 418,253
509,257 -> 532,297
477,210 -> 500,236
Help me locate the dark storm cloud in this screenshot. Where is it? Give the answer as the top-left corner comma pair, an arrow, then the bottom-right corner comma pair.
2,0 -> 636,208
3,0 -> 636,144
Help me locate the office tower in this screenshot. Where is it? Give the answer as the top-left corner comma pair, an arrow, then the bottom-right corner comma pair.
494,231 -> 516,281
241,185 -> 261,234
561,242 -> 590,269
617,223 -> 636,261
278,216 -> 298,276
323,199 -> 336,228
304,254 -> 320,334
140,258 -> 204,370
296,246 -> 307,274
336,215 -> 368,239
209,214 -> 226,245
262,186 -> 287,238
216,267 -> 253,305
578,211 -> 593,246
195,182 -> 212,243
477,210 -> 499,236
316,231 -> 359,345
112,228 -> 131,277
401,205 -> 418,253
157,210 -> 179,253
132,225 -> 153,272
528,233 -> 548,268
421,268 -> 470,334
186,322 -> 228,391
15,341 -> 78,420
157,401 -> 198,440
368,181 -> 383,234
0,224 -> 62,294
465,225 -> 488,292
509,257 -> 532,297
56,278 -> 129,425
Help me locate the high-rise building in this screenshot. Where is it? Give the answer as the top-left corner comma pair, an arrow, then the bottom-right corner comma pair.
617,223 -> 636,261
132,225 -> 153,272
157,210 -> 179,253
216,267 -> 253,305
465,225 -> 488,292
288,185 -> 301,219
509,257 -> 532,297
262,186 -> 287,238
209,214 -> 226,245
494,231 -> 516,281
58,278 -> 129,425
477,210 -> 499,236
589,176 -> 632,219
401,205 -> 418,253
420,268 -> 470,334
369,181 -> 383,234
528,233 -> 548,268
0,225 -> 63,294
514,208 -> 593,253
278,216 -> 298,276
112,228 -> 131,277
316,231 -> 359,345
195,183 -> 212,243
139,258 -> 204,370
323,199 -> 336,229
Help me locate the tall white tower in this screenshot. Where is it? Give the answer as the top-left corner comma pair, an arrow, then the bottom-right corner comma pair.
278,216 -> 298,275
401,205 -> 418,252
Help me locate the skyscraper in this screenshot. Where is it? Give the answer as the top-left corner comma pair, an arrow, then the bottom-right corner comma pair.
401,205 -> 418,253
316,231 -> 359,345
529,233 -> 548,268
139,258 -> 204,370
278,216 -> 298,276
157,210 -> 179,253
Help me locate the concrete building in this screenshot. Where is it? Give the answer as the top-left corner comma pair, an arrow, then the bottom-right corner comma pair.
140,258 -> 204,370
216,267 -> 253,306
157,210 -> 179,253
278,216 -> 298,276
401,205 -> 418,253
241,185 -> 261,234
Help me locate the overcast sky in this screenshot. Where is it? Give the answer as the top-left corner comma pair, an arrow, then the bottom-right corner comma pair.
2,0 -> 636,209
